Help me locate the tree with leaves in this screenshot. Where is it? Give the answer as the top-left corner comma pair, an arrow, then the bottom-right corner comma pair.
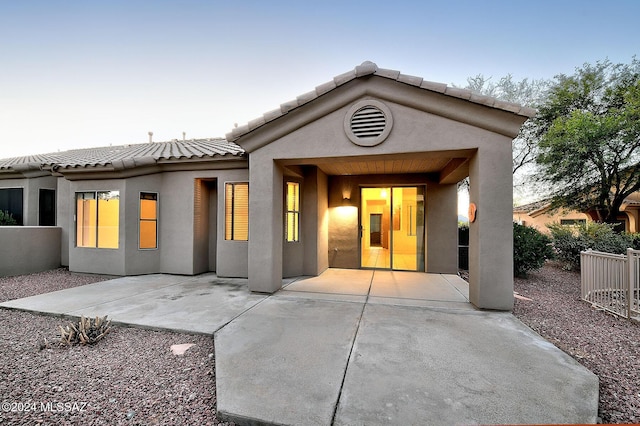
535,58 -> 640,224
463,74 -> 549,176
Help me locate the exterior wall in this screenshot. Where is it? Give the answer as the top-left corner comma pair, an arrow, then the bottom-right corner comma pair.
248,156 -> 283,292
123,174 -> 162,275
0,175 -> 57,226
25,176 -> 58,226
57,178 -> 71,266
0,226 -> 61,277
513,209 -> 590,234
66,168 -> 249,277
624,209 -> 639,233
426,184 -> 458,273
328,177 -> 360,269
469,142 -> 514,310
158,169 -> 248,277
303,167 -> 329,275
68,179 -> 127,275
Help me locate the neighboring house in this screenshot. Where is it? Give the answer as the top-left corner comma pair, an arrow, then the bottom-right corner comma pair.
0,61 -> 533,310
513,192 -> 640,233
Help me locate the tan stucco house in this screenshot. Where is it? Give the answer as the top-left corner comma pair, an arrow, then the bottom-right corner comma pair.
0,62 -> 533,310
514,192 -> 640,234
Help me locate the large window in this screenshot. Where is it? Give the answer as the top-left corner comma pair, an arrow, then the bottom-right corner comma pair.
139,192 -> 158,249
0,188 -> 23,225
76,191 -> 119,249
286,182 -> 300,242
225,183 -> 248,241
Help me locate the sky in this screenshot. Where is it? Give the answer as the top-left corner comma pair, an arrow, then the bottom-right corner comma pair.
1,0 -> 639,160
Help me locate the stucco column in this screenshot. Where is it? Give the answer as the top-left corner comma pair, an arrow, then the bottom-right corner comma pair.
248,157 -> 283,293
426,184 -> 458,273
468,146 -> 514,310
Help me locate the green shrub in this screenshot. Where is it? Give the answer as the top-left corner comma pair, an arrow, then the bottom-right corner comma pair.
0,210 -> 16,226
548,222 -> 635,270
513,222 -> 555,277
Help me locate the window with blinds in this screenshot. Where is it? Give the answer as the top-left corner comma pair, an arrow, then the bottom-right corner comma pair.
139,192 -> 158,249
286,182 -> 300,242
225,182 -> 249,241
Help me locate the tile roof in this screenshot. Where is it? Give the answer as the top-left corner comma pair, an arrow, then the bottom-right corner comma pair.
513,199 -> 551,215
0,139 -> 245,173
226,61 -> 537,142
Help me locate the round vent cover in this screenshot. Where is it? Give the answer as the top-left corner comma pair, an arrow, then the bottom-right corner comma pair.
344,100 -> 393,146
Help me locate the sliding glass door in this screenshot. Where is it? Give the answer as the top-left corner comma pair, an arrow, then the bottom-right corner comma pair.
360,186 -> 425,271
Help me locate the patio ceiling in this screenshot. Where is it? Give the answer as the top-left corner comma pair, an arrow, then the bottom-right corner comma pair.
280,149 -> 475,184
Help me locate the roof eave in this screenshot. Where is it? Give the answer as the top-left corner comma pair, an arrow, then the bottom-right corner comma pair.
227,61 -> 536,144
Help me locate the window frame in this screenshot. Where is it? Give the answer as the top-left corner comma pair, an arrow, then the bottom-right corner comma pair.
139,191 -> 158,250
38,188 -> 56,226
75,190 -> 120,249
285,181 -> 300,243
560,219 -> 587,226
224,182 -> 249,241
0,187 -> 24,225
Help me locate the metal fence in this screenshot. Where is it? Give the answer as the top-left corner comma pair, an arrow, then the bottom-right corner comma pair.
581,248 -> 640,319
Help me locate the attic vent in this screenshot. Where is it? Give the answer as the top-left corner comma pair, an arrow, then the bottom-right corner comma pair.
351,106 -> 386,138
344,100 -> 393,147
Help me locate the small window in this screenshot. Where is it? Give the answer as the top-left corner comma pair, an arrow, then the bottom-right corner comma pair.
139,192 -> 158,249
76,191 -> 119,248
560,219 -> 586,226
286,182 -> 300,242
0,188 -> 23,225
225,183 -> 248,241
39,189 -> 56,226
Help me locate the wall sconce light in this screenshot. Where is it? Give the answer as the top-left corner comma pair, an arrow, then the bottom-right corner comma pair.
342,197 -> 351,206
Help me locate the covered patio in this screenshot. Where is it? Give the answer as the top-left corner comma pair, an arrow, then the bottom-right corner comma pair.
227,61 -> 535,311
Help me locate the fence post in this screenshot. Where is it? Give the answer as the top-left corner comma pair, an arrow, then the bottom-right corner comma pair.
628,248 -> 634,319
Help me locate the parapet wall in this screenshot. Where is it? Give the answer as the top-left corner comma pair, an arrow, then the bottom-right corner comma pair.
0,227 -> 61,277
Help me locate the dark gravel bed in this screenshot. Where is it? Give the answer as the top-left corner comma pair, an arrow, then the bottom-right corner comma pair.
0,268 -> 112,303
513,263 -> 640,424
0,269 -> 233,425
0,310 -> 232,425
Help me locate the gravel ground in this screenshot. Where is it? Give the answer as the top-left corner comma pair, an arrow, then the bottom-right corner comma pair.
513,262 -> 640,424
0,269 -> 233,425
0,268 -> 112,302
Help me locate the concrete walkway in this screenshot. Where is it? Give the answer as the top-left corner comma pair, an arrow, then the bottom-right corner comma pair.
0,269 -> 599,425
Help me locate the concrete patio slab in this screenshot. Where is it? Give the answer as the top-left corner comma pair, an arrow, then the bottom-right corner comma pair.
334,304 -> 599,425
68,276 -> 267,334
283,268 -> 373,295
0,274 -> 267,334
216,269 -> 598,425
215,297 -> 364,425
0,274 -> 184,313
370,270 -> 467,302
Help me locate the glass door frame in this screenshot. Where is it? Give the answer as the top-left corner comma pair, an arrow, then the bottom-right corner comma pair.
359,185 -> 425,272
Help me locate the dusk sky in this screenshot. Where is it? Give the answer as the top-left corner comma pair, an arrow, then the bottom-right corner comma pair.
1,0 -> 639,159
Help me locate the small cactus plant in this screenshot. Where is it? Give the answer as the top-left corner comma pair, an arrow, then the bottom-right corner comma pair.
59,315 -> 111,346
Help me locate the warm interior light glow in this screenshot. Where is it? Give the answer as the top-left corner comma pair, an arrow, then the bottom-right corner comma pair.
139,193 -> 158,249
225,182 -> 249,240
